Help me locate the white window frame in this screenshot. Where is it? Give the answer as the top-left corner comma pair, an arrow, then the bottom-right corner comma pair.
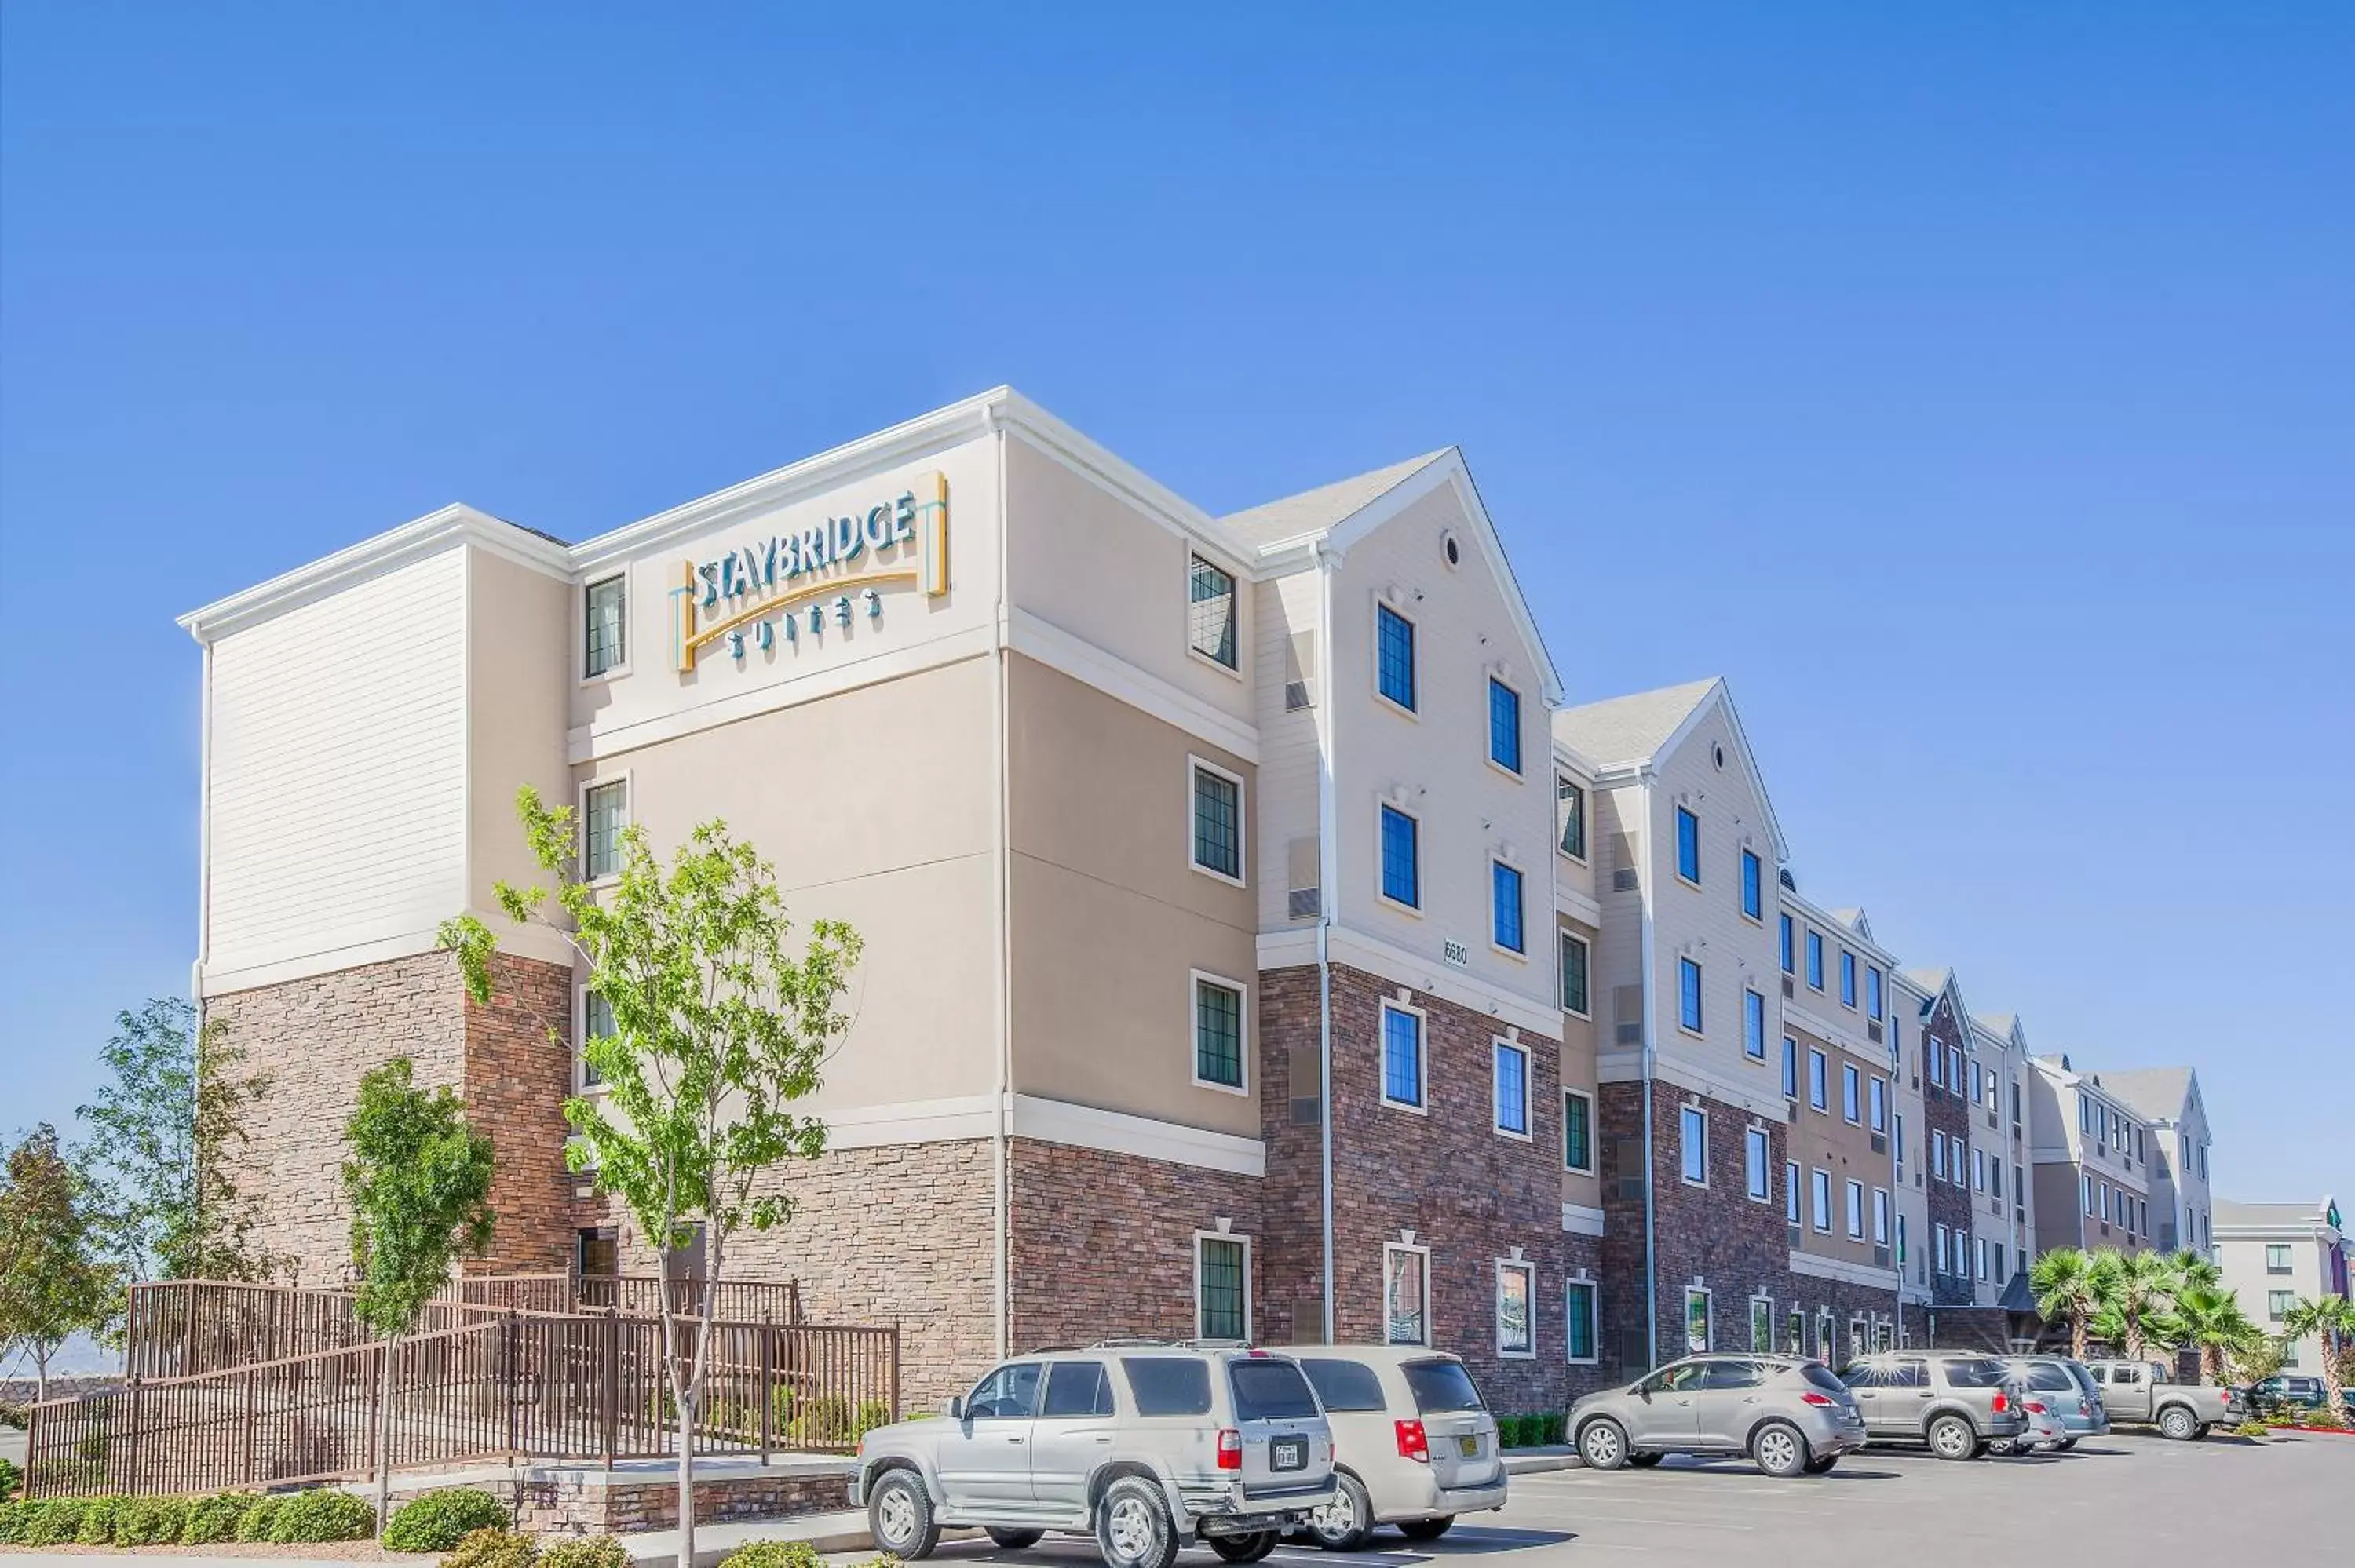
1185,551 -> 1243,677
1683,1285 -> 1713,1355
1872,1187 -> 1890,1246
578,771 -> 632,885
1371,598 -> 1420,720
579,571 -> 630,684
1842,1062 -> 1861,1125
1784,1160 -> 1801,1225
1811,1168 -> 1832,1233
1492,1037 -> 1532,1141
1562,1088 -> 1596,1174
1809,1047 -> 1828,1112
1383,1241 -> 1433,1347
573,979 -> 614,1095
1378,999 -> 1428,1114
1186,755 -> 1248,888
1374,799 -> 1423,917
1743,988 -> 1767,1061
1845,1180 -> 1865,1240
1495,1257 -> 1536,1358
1677,956 -> 1705,1037
1674,805 -> 1702,888
1565,1275 -> 1600,1366
1744,1125 -> 1771,1204
1679,1104 -> 1708,1188
1192,1230 -> 1253,1341
1869,1075 -> 1887,1133
1559,930 -> 1592,1019
1750,1293 -> 1775,1353
1485,676 -> 1526,780
1488,855 -> 1528,959
1188,968 -> 1251,1096
1555,775 -> 1588,864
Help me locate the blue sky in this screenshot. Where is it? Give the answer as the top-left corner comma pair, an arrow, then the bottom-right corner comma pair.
2,3 -> 2348,1211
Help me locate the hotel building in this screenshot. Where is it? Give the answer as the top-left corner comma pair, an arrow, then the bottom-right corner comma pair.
2215,1198 -> 2350,1371
2027,1056 -> 2157,1256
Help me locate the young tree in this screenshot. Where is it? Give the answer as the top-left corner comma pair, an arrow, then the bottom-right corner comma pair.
0,1126 -> 115,1403
2091,1247 -> 2182,1361
2032,1247 -> 2101,1360
2280,1296 -> 2355,1418
341,1059 -> 495,1531
2172,1284 -> 2260,1384
441,788 -> 861,1568
75,999 -> 278,1298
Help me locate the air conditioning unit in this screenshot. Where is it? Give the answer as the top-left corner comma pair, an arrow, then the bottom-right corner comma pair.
1874,1246 -> 1891,1268
1616,1022 -> 1642,1046
1781,977 -> 1795,998
1290,1097 -> 1321,1126
1283,681 -> 1313,711
1871,1135 -> 1886,1155
1612,869 -> 1640,892
1867,1022 -> 1883,1044
1787,1225 -> 1804,1248
1287,888 -> 1320,920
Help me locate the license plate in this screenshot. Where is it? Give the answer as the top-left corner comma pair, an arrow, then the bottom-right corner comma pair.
1457,1435 -> 1481,1457
1272,1437 -> 1307,1472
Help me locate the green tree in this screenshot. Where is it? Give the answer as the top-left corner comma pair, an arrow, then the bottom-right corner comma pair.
2172,1284 -> 2261,1385
75,999 -> 278,1303
2166,1246 -> 2222,1293
441,788 -> 861,1568
341,1058 -> 496,1532
2090,1248 -> 2182,1361
2280,1296 -> 2355,1418
0,1125 -> 116,1402
2032,1247 -> 2101,1360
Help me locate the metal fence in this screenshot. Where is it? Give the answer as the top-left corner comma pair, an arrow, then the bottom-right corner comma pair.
27,1307 -> 898,1500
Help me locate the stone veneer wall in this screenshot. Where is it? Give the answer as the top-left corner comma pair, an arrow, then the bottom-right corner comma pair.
1920,999 -> 1978,1306
1258,964 -> 1572,1411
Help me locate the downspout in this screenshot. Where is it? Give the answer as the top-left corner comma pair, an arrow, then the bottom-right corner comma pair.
1314,545 -> 1339,1344
1638,771 -> 1659,1369
990,412 -> 1013,1360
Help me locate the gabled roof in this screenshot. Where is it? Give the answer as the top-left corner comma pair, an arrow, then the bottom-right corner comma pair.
1219,451 -> 1448,550
2098,1067 -> 2197,1125
1552,678 -> 1721,768
1830,906 -> 1873,940
2214,1197 -> 2336,1230
1975,1012 -> 2018,1036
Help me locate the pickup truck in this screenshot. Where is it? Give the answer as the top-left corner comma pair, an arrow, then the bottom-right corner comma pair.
2081,1358 -> 2241,1439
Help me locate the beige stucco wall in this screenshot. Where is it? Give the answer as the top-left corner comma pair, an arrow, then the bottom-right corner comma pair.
1006,655 -> 1260,1138
468,549 -> 574,916
1557,921 -> 1602,1212
1786,1018 -> 1892,1270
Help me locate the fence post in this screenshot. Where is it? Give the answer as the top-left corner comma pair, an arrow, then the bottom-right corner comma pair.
601,1306 -> 619,1471
889,1320 -> 901,1424
759,1317 -> 774,1464
181,1289 -> 196,1378
124,1374 -> 144,1496
506,1307 -> 520,1465
241,1365 -> 257,1486
367,1342 -> 384,1480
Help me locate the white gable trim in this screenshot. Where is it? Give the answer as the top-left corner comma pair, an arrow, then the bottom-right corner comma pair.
1662,680 -> 1790,862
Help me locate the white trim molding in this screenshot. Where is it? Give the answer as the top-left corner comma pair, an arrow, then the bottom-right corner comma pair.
1007,1093 -> 1265,1177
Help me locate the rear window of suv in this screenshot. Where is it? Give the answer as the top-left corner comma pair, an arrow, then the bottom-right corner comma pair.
1299,1358 -> 1389,1412
1941,1358 -> 2007,1389
1799,1365 -> 1849,1395
1122,1358 -> 1213,1416
2016,1363 -> 2076,1392
1229,1360 -> 1320,1420
1401,1358 -> 1486,1413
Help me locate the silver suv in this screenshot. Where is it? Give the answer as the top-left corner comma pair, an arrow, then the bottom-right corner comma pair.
1568,1355 -> 1869,1478
1836,1351 -> 2030,1459
853,1344 -> 1337,1568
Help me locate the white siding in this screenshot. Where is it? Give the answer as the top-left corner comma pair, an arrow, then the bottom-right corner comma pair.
1252,569 -> 1324,931
205,549 -> 469,988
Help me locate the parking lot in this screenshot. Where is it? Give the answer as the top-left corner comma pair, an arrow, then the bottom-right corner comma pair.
838,1432 -> 2349,1568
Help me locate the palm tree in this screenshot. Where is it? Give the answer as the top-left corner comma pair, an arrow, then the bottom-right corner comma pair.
2096,1248 -> 2184,1362
2280,1296 -> 2355,1417
2167,1247 -> 2222,1293
2173,1285 -> 2261,1385
2032,1248 -> 2101,1360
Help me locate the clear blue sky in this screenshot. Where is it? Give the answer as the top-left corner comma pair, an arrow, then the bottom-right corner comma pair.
3,5 -> 2348,1208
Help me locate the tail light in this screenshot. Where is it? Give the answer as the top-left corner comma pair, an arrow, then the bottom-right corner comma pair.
2025,1402 -> 2047,1416
1216,1429 -> 1243,1471
1992,1392 -> 2009,1413
1394,1419 -> 1430,1462
1799,1392 -> 1835,1407
2079,1399 -> 2091,1417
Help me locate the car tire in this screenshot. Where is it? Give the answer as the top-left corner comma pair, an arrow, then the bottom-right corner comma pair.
1579,1417 -> 1632,1470
2159,1406 -> 2198,1441
1397,1519 -> 1453,1542
2053,1438 -> 2078,1452
988,1529 -> 1046,1550
1802,1456 -> 1840,1475
1751,1420 -> 1810,1479
1210,1533 -> 1280,1563
1987,1437 -> 2016,1457
1627,1453 -> 1665,1468
1096,1476 -> 1180,1568
1927,1414 -> 1977,1461
868,1470 -> 941,1561
1305,1472 -> 1375,1553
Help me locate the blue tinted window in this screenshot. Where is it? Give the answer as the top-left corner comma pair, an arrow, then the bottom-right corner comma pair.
1679,957 -> 1703,1032
1376,605 -> 1416,711
1741,851 -> 1762,919
1493,1042 -> 1528,1135
1676,808 -> 1700,882
1781,1036 -> 1798,1098
1382,1005 -> 1423,1107
1743,990 -> 1765,1060
1866,966 -> 1884,1021
1380,806 -> 1419,907
1488,679 -> 1521,772
1806,930 -> 1824,988
1779,913 -> 1795,973
1492,861 -> 1524,953
1840,951 -> 1857,1007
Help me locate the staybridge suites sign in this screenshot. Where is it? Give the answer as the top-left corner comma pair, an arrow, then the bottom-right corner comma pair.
669,472 -> 949,673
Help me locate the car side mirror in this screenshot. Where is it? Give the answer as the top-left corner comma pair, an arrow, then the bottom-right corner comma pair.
1637,1387 -> 1651,1402
941,1395 -> 966,1420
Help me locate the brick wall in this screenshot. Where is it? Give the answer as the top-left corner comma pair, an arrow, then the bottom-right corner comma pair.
1921,997 -> 1977,1305
463,952 -> 578,1274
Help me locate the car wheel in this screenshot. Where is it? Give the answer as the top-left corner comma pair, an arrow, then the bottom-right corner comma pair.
988,1529 -> 1046,1550
1210,1532 -> 1280,1563
1751,1420 -> 1810,1479
1096,1476 -> 1180,1568
1928,1414 -> 1977,1460
1802,1456 -> 1840,1475
1627,1453 -> 1665,1468
2159,1406 -> 2197,1441
868,1470 -> 941,1561
2053,1437 -> 2078,1452
1305,1472 -> 1375,1553
1579,1417 -> 1631,1470
1987,1437 -> 2016,1457
1397,1519 -> 1453,1542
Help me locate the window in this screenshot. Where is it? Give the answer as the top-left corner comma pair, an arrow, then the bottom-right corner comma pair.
1492,1040 -> 1529,1137
1380,1004 -> 1424,1110
1743,990 -> 1766,1060
1680,1104 -> 1707,1186
1196,1234 -> 1249,1339
1492,861 -> 1524,954
1805,930 -> 1824,989
1557,776 -> 1586,859
1872,1188 -> 1890,1246
1975,1237 -> 1990,1282
1375,603 -> 1417,711
1931,1044 -> 1947,1089
1565,1279 -> 1598,1363
582,779 -> 627,880
580,988 -> 613,1088
1839,951 -> 1857,1008
1384,1243 -> 1430,1346
1190,762 -> 1243,881
1678,957 -> 1704,1032
1745,1126 -> 1770,1202
1378,805 -> 1420,907
1787,1308 -> 1806,1356
1188,555 -> 1238,669
1779,913 -> 1795,973
1192,975 -> 1245,1091
1972,1147 -> 1987,1192
1842,1063 -> 1860,1124
1751,1296 -> 1774,1353
2082,1173 -> 2095,1216
1122,1357 -> 1211,1417
1990,1160 -> 2002,1200
1740,850 -> 1762,920
1932,1130 -> 1948,1180
1784,1161 -> 1801,1224
1811,1169 -> 1832,1232
1866,966 -> 1883,1021
2266,1244 -> 2292,1274
1869,1076 -> 1887,1133
1488,679 -> 1522,773
2268,1291 -> 2294,1322
1935,1224 -> 1951,1275
1563,1089 -> 1594,1173
1809,1048 -> 1828,1112
1561,932 -> 1590,1016
1896,1113 -> 1907,1176
1992,1242 -> 2006,1281
1042,1361 -> 1116,1418
583,574 -> 627,677
1495,1260 -> 1535,1356
1846,1180 -> 1865,1239
967,1362 -> 1044,1420
1298,1359 -> 1386,1413
1781,1036 -> 1798,1099
1675,807 -> 1700,883
1684,1288 -> 1712,1354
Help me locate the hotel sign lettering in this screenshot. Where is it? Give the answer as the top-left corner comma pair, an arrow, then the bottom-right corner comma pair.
670,472 -> 948,673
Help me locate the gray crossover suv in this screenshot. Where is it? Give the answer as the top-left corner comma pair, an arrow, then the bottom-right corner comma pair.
852,1344 -> 1337,1568
1837,1351 -> 2029,1459
1569,1355 -> 1869,1478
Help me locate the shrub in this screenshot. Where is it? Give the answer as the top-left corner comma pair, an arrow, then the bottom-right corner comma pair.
445,1526 -> 540,1568
114,1495 -> 191,1546
269,1488 -> 376,1544
0,1456 -> 18,1504
20,1497 -> 89,1547
542,1537 -> 633,1568
184,1491 -> 254,1545
719,1541 -> 827,1568
75,1494 -> 128,1544
234,1493 -> 286,1542
0,1501 -> 27,1545
384,1486 -> 510,1552
2235,1420 -> 2270,1438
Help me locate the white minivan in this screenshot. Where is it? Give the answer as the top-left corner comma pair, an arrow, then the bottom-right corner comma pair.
1279,1347 -> 1508,1551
